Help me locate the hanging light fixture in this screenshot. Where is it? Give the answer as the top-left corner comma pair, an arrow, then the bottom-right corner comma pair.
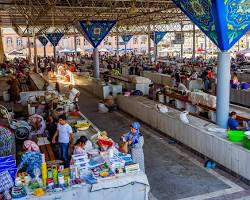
86,16 -> 91,26
129,0 -> 138,14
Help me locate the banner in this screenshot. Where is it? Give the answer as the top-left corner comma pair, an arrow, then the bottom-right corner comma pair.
78,20 -> 116,48
150,32 -> 167,45
121,35 -> 133,45
46,33 -> 64,47
172,0 -> 250,51
38,36 -> 48,47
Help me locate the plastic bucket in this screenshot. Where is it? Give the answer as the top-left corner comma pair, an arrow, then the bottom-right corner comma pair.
227,130 -> 245,142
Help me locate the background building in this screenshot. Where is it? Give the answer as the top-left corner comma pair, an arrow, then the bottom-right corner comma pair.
2,28 -> 249,58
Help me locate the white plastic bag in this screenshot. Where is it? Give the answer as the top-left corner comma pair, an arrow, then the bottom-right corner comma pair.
155,104 -> 168,113
180,111 -> 189,124
98,103 -> 108,113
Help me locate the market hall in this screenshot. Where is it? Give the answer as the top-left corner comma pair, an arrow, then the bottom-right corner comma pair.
0,0 -> 250,200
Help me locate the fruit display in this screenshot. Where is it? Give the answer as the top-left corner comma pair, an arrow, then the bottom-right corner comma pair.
74,121 -> 91,130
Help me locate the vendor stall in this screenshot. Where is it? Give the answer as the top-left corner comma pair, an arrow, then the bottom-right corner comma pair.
230,88 -> 250,107
46,63 -> 75,85
116,95 -> 250,182
143,71 -> 203,91
0,79 -> 149,199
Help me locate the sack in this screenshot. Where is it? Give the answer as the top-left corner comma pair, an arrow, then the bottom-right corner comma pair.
98,103 -> 108,113
131,90 -> 143,96
155,104 -> 168,113
119,142 -> 128,154
180,111 -> 189,124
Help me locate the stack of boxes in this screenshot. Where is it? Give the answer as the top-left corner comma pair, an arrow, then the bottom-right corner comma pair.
70,154 -> 90,179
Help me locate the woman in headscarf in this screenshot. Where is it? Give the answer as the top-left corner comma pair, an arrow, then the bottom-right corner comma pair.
28,114 -> 46,139
23,140 -> 40,152
123,122 -> 145,172
73,136 -> 93,155
18,140 -> 42,177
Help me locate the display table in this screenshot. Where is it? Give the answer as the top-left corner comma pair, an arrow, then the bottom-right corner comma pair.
106,74 -> 151,95
25,173 -> 149,200
142,71 -> 203,91
230,88 -> 250,107
116,95 -> 250,181
73,75 -> 122,99
29,73 -> 47,90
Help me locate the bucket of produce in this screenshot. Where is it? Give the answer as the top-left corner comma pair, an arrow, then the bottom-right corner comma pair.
227,130 -> 245,142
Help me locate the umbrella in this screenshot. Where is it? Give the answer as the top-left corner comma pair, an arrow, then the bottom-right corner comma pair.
98,48 -> 109,52
59,48 -> 74,53
8,49 -> 23,55
75,47 -> 83,52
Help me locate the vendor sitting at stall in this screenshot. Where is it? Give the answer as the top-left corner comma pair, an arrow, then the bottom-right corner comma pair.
18,140 -> 42,178
122,122 -> 145,172
69,85 -> 80,111
28,114 -> 46,139
52,115 -> 74,168
176,81 -> 188,94
231,73 -> 240,88
228,111 -> 250,131
228,112 -> 240,130
104,92 -> 116,112
73,136 -> 93,155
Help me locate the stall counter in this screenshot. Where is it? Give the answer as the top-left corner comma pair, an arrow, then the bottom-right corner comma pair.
25,173 -> 149,200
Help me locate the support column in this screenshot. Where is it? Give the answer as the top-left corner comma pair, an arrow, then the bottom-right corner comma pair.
74,34 -> 77,61
246,34 -> 249,49
27,36 -> 31,62
33,33 -> 38,72
0,28 -> 5,63
148,21 -> 151,64
216,51 -> 231,128
238,40 -> 240,52
43,45 -> 46,57
53,46 -> 56,59
93,47 -> 100,79
204,35 -> 207,60
180,22 -> 183,59
116,25 -> 119,59
154,32 -> 158,63
125,44 -> 127,55
192,23 -> 196,60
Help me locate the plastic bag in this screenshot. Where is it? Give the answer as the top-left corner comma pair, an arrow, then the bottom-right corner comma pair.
180,111 -> 189,124
155,104 -> 168,113
98,103 -> 108,113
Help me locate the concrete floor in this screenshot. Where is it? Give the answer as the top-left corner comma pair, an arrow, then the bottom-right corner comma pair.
75,87 -> 250,200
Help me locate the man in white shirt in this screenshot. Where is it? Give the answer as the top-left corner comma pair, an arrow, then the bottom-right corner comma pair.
177,81 -> 188,93
69,85 -> 80,111
52,115 -> 74,167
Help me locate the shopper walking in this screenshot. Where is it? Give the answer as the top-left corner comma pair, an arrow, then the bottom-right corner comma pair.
52,115 -> 74,167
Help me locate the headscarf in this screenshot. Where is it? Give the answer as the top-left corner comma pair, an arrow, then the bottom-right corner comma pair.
24,140 -> 40,152
126,122 -> 142,147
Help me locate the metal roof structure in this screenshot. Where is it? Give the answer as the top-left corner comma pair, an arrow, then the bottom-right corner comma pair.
0,0 -> 192,36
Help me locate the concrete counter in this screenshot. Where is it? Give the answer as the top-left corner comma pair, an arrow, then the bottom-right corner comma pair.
230,89 -> 250,107
116,95 -> 250,181
142,71 -> 203,91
